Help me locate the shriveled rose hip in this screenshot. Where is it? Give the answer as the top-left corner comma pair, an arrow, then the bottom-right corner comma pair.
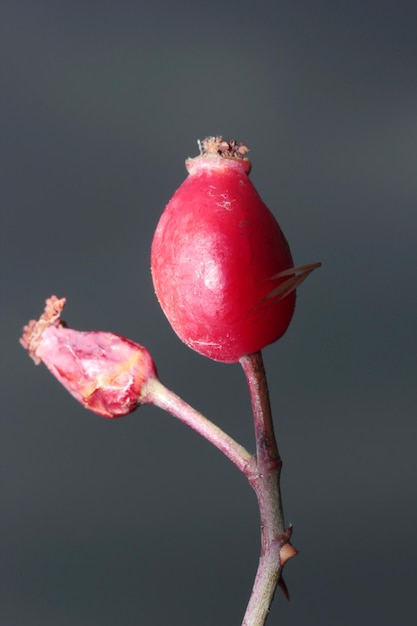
151,137 -> 319,363
20,296 -> 157,417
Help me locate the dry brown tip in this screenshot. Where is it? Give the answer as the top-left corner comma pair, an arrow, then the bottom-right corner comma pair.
198,136 -> 250,159
20,295 -> 66,364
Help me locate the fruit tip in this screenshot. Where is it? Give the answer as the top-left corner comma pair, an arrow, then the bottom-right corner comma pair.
197,136 -> 250,159
20,295 -> 66,364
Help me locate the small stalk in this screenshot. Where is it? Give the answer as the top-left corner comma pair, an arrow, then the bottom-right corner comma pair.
145,376 -> 256,476
240,352 -> 297,626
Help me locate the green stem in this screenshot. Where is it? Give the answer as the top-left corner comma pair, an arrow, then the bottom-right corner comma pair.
240,352 -> 296,626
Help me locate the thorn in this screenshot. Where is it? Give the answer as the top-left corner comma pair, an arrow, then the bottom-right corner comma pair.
279,542 -> 298,566
278,575 -> 290,601
277,541 -> 298,600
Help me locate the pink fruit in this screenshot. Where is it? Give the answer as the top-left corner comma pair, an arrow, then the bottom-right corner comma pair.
20,296 -> 157,417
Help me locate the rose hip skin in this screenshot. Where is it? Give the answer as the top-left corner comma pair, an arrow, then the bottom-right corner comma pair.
151,138 -> 296,363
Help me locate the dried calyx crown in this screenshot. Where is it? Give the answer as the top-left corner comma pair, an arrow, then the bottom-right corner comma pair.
197,136 -> 250,160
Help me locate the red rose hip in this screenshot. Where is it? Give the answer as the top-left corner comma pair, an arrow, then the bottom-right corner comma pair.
151,137 -> 319,363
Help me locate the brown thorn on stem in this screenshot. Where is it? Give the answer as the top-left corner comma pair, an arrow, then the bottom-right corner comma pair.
278,575 -> 290,601
280,542 -> 298,566
277,540 -> 298,600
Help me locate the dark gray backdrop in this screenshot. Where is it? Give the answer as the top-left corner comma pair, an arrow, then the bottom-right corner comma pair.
2,1 -> 416,624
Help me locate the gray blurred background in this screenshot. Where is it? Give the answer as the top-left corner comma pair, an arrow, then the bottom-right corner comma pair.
2,1 -> 416,624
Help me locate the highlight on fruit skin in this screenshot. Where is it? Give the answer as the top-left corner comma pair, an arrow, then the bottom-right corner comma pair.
151,136 -> 321,363
20,296 -> 157,418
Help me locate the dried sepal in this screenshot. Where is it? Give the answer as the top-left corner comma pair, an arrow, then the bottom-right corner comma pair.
20,295 -> 66,364
264,262 -> 322,303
